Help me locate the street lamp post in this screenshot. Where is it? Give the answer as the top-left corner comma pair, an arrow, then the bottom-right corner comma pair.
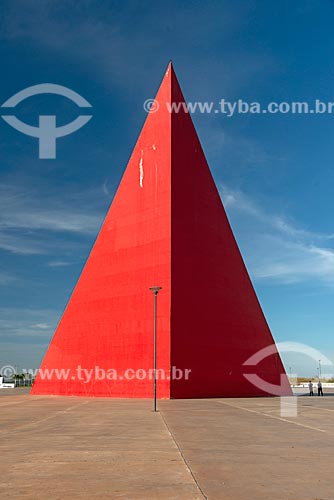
149,286 -> 162,412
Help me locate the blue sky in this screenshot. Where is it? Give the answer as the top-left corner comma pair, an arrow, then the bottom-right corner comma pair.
0,0 -> 333,377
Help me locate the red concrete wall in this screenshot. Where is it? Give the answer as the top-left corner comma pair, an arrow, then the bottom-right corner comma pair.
31,68 -> 172,397
170,69 -> 291,397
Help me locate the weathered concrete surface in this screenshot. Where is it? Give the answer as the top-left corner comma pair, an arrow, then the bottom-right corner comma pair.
160,396 -> 334,500
1,389 -> 333,499
0,390 -> 202,500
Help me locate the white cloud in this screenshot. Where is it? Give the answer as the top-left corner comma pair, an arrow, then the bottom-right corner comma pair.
0,271 -> 17,285
30,323 -> 50,330
47,260 -> 71,267
0,307 -> 58,340
0,182 -> 106,255
0,1 -> 274,99
220,186 -> 334,285
0,184 -> 103,234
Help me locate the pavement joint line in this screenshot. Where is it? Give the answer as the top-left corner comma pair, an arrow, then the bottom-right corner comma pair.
217,400 -> 330,434
300,405 -> 334,413
0,395 -> 46,407
0,399 -> 38,408
0,399 -> 91,434
267,398 -> 334,414
159,410 -> 208,500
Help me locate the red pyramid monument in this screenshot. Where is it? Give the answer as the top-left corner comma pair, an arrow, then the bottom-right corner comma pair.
31,63 -> 292,398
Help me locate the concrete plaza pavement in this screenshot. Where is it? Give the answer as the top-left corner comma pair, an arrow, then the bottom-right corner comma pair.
0,388 -> 333,499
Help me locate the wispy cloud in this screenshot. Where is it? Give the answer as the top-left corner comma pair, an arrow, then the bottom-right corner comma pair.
0,182 -> 107,255
102,179 -> 111,196
47,260 -> 72,267
0,307 -> 58,341
0,0 -> 273,99
30,323 -> 50,330
220,186 -> 334,285
0,183 -> 103,233
0,271 -> 18,285
0,308 -> 55,368
221,186 -> 334,241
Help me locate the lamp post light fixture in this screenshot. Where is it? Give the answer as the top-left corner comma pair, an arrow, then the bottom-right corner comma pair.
149,286 -> 162,412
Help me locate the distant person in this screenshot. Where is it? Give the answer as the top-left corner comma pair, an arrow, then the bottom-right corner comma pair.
318,380 -> 324,396
308,381 -> 314,396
